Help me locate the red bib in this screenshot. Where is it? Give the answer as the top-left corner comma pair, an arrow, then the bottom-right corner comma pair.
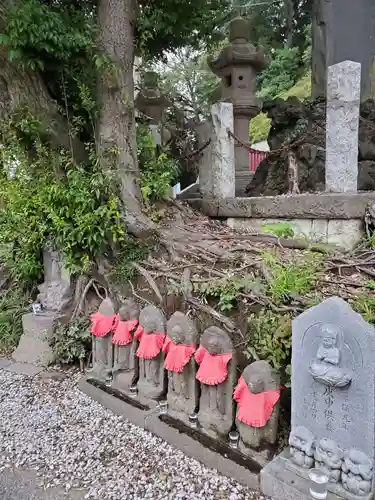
90,312 -> 117,337
163,336 -> 196,373
112,319 -> 141,345
135,325 -> 166,360
233,376 -> 280,427
195,345 -> 232,385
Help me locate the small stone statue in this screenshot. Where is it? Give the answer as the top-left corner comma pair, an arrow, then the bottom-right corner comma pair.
314,438 -> 343,483
289,426 -> 315,468
234,361 -> 280,454
90,298 -> 117,381
136,305 -> 167,400
341,448 -> 373,496
309,324 -> 352,388
195,326 -> 235,439
163,312 -> 198,423
112,299 -> 141,392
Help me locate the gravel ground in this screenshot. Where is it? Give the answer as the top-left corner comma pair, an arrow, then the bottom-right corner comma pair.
0,369 -> 269,500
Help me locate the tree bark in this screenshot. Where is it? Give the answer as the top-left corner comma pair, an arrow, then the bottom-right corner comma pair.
97,0 -> 155,237
0,0 -> 85,161
284,0 -> 294,48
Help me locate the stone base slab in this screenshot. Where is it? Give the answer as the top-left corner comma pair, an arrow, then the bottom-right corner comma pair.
227,217 -> 363,249
261,452 -> 373,500
79,377 -> 260,490
186,193 -> 375,219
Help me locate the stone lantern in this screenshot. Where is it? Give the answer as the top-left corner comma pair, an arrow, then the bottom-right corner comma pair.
135,71 -> 172,145
208,17 -> 267,195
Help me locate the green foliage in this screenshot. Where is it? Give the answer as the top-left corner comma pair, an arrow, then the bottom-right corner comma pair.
262,251 -> 321,304
0,111 -> 125,282
168,273 -> 266,312
0,285 -> 31,352
109,237 -> 153,286
353,294 -> 375,323
0,0 -> 94,72
262,222 -> 294,238
249,113 -> 271,144
280,71 -> 311,101
50,317 -> 92,365
258,46 -> 303,100
246,310 -> 292,383
137,125 -> 180,202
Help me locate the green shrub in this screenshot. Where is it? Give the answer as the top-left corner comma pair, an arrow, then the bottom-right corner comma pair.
50,317 -> 92,365
245,310 -> 292,384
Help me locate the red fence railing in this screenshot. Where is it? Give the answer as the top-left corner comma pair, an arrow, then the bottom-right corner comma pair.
249,149 -> 268,172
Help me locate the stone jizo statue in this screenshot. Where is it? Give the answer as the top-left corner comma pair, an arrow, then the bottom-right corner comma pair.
112,299 -> 141,392
90,297 -> 117,381
195,326 -> 236,439
136,305 -> 167,400
234,361 -> 280,454
163,312 -> 198,423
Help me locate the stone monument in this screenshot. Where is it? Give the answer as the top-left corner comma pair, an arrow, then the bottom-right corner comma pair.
136,305 -> 167,400
261,296 -> 375,500
163,312 -> 198,423
325,60 -> 361,193
208,16 -> 267,195
90,297 -> 117,381
195,326 -> 236,440
234,361 -> 280,461
13,249 -> 74,366
112,299 -> 141,393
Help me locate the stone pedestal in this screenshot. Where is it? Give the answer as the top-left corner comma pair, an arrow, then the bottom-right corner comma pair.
13,312 -> 56,366
325,60 -> 361,193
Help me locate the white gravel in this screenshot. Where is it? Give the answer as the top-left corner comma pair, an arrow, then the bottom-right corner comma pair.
0,369 -> 269,500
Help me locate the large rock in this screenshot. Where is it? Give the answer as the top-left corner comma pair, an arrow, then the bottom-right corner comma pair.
246,98 -> 375,196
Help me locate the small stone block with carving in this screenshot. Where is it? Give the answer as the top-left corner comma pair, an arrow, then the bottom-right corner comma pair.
261,296 -> 375,500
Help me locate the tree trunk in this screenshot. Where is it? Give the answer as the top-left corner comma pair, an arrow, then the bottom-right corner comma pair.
284,0 -> 294,48
97,0 -> 155,237
0,0 -> 85,161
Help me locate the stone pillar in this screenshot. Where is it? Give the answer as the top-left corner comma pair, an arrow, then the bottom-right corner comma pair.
325,60 -> 361,193
210,103 -> 235,199
196,121 -> 213,198
312,0 -> 375,101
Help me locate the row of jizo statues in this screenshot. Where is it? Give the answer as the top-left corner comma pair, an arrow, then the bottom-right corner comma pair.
90,298 -> 281,459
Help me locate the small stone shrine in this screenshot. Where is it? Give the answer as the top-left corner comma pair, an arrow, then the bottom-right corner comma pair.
261,296 -> 375,500
163,312 -> 198,423
13,249 -> 74,366
112,299 -> 141,393
136,305 -> 167,400
90,297 -> 117,381
195,326 -> 236,440
234,361 -> 280,462
208,16 -> 267,195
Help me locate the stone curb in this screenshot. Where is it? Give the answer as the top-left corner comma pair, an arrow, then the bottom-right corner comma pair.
79,378 -> 260,491
0,358 -> 44,377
